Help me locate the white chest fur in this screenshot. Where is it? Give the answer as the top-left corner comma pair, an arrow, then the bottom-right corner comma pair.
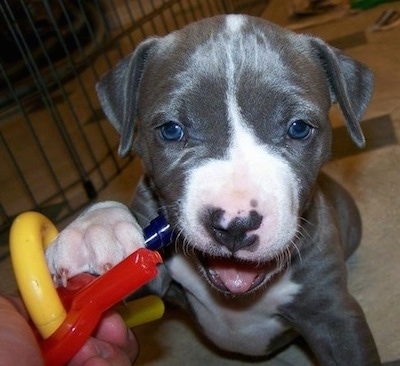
167,254 -> 302,356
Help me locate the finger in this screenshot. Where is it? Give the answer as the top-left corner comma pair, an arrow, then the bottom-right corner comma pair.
68,337 -> 132,366
0,296 -> 43,366
94,311 -> 138,361
68,311 -> 138,366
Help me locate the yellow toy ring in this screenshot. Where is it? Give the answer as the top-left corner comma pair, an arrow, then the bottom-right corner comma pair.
10,211 -> 66,339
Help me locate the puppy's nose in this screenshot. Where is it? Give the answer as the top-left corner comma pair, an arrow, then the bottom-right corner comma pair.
207,209 -> 263,253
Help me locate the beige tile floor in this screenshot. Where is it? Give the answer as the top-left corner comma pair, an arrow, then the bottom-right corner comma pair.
1,0 -> 400,364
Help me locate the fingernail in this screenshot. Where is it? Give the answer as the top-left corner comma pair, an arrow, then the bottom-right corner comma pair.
95,342 -> 112,359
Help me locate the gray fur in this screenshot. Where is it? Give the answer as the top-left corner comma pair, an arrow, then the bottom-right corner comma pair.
96,15 -> 379,366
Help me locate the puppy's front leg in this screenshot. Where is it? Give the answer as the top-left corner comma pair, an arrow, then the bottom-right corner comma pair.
45,201 -> 145,286
282,290 -> 380,366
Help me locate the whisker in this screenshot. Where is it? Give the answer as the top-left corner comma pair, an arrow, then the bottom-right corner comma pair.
290,238 -> 302,264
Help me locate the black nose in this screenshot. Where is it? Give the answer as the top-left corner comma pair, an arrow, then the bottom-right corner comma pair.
207,208 -> 263,252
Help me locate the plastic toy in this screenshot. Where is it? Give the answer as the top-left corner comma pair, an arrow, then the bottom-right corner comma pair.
9,211 -> 173,365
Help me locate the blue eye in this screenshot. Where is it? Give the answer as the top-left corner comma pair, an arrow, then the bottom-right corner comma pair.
287,120 -> 312,140
159,122 -> 184,141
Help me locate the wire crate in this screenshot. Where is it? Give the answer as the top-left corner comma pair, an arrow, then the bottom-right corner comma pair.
0,0 -> 233,244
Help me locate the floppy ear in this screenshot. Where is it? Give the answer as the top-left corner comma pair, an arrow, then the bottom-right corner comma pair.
96,38 -> 159,156
310,38 -> 374,148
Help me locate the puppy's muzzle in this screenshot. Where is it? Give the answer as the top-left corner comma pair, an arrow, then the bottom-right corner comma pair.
205,208 -> 263,253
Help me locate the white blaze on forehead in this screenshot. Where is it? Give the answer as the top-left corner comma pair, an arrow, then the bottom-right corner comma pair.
172,17 -> 289,98
225,14 -> 246,33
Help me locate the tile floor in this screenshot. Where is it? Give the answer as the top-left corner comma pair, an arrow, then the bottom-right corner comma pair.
1,0 -> 399,365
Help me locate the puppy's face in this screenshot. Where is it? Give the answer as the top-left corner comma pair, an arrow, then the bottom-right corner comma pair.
97,15 -> 372,295
135,16 -> 333,294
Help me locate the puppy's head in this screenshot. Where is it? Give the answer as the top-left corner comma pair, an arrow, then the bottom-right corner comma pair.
97,15 -> 373,295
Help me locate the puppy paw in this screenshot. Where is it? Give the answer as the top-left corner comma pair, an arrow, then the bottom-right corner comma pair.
45,201 -> 145,286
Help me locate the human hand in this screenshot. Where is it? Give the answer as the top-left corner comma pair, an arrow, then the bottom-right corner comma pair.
0,294 -> 139,366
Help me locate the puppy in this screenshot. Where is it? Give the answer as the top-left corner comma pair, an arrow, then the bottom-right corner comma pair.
46,15 -> 380,365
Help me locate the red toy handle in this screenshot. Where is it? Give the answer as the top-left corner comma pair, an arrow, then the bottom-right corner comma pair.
40,248 -> 162,365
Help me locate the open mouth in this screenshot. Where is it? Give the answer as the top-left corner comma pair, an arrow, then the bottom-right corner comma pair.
199,254 -> 279,295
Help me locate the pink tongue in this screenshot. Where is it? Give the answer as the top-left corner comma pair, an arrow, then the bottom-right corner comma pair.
209,258 -> 261,294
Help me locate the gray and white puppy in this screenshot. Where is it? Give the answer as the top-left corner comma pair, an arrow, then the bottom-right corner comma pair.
46,14 -> 380,365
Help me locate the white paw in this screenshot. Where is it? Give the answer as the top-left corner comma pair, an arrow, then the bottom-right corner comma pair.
45,201 -> 145,286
